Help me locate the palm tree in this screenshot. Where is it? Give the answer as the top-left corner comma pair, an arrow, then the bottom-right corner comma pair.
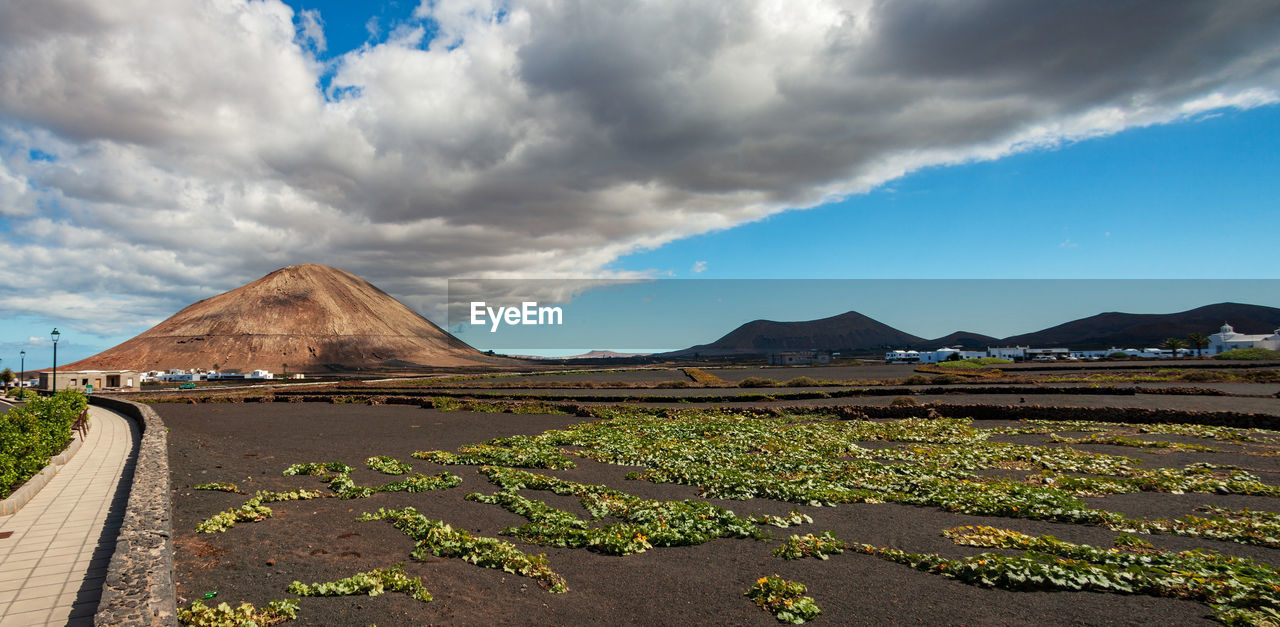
1162,337 -> 1186,359
1186,332 -> 1208,358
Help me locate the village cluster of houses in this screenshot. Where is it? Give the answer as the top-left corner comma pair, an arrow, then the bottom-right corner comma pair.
142,368 -> 278,383
34,367 -> 304,392
886,322 -> 1280,364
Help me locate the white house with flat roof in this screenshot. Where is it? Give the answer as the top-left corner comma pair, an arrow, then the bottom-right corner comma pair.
1208,322 -> 1280,354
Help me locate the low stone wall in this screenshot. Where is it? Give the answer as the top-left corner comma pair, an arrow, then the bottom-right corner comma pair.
88,395 -> 176,626
829,403 -> 1280,429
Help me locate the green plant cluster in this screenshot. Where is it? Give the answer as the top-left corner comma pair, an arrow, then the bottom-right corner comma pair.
746,575 -> 822,624
1045,368 -> 1280,384
428,396 -> 569,415
773,531 -> 848,560
285,460 -> 462,499
358,507 -> 568,593
178,598 -> 299,626
858,525 -> 1280,624
282,461 -> 353,476
418,409 -> 1280,548
1047,433 -> 1218,452
0,390 -> 87,498
992,419 -> 1278,444
288,564 -> 432,602
1216,348 -> 1280,360
465,466 -> 763,555
193,482 -> 242,493
377,472 -> 464,493
196,490 -> 326,533
366,455 -> 413,475
683,367 -> 727,385
752,510 -> 813,528
414,437 -> 576,469
932,357 -> 1013,370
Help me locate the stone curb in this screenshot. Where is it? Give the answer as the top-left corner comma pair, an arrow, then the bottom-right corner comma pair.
89,396 -> 177,626
0,424 -> 86,516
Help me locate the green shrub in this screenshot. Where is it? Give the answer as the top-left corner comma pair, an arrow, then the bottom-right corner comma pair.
1,390 -> 88,498
1241,369 -> 1280,382
1216,348 -> 1280,361
889,396 -> 920,407
683,368 -> 726,385
782,377 -> 820,387
1108,352 -> 1131,359
738,377 -> 777,388
934,357 -> 1012,370
1178,370 -> 1232,382
902,375 -> 930,385
931,374 -> 962,385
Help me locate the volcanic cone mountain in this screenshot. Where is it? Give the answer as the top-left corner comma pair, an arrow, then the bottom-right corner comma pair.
65,264 -> 491,372
667,310 -> 927,356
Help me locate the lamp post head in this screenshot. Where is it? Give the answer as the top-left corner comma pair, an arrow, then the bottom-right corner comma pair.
51,328 -> 60,344
19,349 -> 24,357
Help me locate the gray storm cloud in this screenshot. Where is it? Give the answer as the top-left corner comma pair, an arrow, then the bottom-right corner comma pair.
1,0 -> 1279,334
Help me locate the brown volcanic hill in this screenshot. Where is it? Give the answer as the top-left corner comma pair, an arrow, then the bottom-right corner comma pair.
64,264 -> 492,373
668,310 -> 925,356
997,302 -> 1280,349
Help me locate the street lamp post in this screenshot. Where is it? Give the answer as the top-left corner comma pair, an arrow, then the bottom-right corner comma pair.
51,328 -> 60,393
18,349 -> 24,400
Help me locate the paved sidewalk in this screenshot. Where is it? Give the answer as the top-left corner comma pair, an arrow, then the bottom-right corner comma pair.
0,406 -> 139,626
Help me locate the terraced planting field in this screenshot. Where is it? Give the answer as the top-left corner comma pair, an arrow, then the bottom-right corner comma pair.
160,376 -> 1280,625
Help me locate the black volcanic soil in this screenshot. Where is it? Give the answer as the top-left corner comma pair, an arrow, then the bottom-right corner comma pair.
478,368 -> 688,385
705,364 -> 920,382
160,402 -> 1280,625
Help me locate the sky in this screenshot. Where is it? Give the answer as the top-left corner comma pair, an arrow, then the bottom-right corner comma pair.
2,0 -> 1280,365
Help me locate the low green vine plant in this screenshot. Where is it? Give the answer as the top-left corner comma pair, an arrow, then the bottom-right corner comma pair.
773,531 -> 848,560
746,575 -> 822,624
359,506 -> 568,593
178,598 -> 299,626
288,564 -> 431,602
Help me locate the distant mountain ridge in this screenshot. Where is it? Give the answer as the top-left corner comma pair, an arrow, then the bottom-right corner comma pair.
668,302 -> 1280,356
999,302 -> 1280,349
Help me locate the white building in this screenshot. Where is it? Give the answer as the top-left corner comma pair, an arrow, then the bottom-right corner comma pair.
1208,323 -> 1280,355
1025,348 -> 1071,361
885,348 -> 985,364
885,350 -> 920,364
988,346 -> 1029,361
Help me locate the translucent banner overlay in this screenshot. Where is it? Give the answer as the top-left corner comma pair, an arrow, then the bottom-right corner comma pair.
445,279 -> 1280,356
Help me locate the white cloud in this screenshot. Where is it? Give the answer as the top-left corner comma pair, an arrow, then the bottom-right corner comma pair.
0,0 -> 1278,335
297,8 -> 326,54
691,261 -> 708,274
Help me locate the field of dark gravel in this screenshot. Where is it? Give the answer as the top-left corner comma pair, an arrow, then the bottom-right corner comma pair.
161,398 -> 1280,625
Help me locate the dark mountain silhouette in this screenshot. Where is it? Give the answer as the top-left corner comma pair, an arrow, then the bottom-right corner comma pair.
65,264 -> 495,372
668,311 -> 924,356
667,302 -> 1280,356
920,331 -> 998,350
998,302 -> 1280,349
